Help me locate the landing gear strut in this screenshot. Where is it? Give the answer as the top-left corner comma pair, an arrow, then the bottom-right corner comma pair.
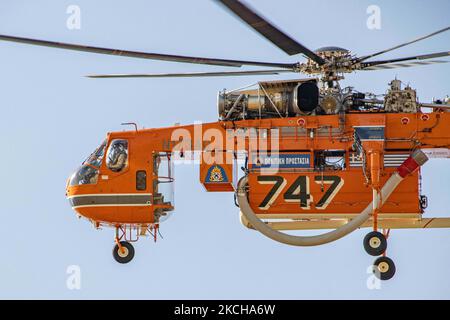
111,224 -> 160,263
113,225 -> 138,264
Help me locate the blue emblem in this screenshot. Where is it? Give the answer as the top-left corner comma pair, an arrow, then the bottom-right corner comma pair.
205,165 -> 229,183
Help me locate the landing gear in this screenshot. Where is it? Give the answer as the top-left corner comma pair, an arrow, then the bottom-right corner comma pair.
363,229 -> 396,280
113,241 -> 135,264
113,225 -> 138,264
363,231 -> 387,256
372,256 -> 396,280
111,224 -> 161,264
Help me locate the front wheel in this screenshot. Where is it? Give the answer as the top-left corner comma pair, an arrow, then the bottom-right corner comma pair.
113,241 -> 135,264
363,231 -> 387,256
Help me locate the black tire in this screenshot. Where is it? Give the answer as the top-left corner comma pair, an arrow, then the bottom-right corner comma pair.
363,231 -> 387,256
373,256 -> 396,280
112,241 -> 135,264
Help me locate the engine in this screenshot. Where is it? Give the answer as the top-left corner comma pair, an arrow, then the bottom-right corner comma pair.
217,78 -> 438,121
218,79 -> 321,120
217,79 -> 376,121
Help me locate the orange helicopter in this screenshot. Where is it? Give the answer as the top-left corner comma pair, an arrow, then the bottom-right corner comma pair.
1,0 -> 450,280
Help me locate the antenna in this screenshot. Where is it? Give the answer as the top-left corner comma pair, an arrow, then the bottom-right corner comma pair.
121,122 -> 138,131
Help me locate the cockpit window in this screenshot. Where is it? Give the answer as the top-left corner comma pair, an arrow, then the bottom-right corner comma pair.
69,140 -> 106,187
106,139 -> 128,172
85,140 -> 107,168
69,165 -> 99,186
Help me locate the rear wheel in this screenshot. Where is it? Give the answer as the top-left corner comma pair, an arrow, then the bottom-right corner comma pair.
373,256 -> 396,280
113,241 -> 135,264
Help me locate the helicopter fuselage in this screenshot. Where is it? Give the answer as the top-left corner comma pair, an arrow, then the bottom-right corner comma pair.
65,109 -> 450,229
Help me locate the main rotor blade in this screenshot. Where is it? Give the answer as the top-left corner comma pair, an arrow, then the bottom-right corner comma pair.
87,69 -> 294,78
360,51 -> 450,69
216,0 -> 326,65
357,26 -> 450,62
361,59 -> 449,71
0,34 -> 296,69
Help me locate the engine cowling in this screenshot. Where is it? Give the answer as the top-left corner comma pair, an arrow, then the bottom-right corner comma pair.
218,79 -> 319,120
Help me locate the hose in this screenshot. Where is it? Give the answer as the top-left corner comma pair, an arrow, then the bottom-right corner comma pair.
237,149 -> 428,247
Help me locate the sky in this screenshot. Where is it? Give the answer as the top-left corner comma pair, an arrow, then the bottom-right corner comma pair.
0,0 -> 449,299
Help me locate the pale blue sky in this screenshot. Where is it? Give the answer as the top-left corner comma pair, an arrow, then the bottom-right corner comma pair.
0,0 -> 449,299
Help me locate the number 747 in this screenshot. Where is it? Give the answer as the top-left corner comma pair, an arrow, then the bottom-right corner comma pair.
257,175 -> 344,211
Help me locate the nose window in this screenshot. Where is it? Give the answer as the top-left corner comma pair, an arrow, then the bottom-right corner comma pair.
69,139 -> 106,186
69,165 -> 99,186
106,139 -> 128,172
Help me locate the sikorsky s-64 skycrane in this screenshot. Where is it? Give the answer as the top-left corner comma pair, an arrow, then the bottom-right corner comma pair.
2,0 -> 450,280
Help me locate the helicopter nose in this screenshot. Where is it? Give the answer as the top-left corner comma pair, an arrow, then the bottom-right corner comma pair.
66,170 -> 84,212
66,184 -> 91,222
66,183 -> 77,210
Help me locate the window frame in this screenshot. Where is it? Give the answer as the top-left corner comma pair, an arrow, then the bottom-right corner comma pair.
105,139 -> 130,173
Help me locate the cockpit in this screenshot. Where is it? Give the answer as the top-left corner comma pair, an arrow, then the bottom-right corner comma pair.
69,139 -> 130,187
69,140 -> 107,186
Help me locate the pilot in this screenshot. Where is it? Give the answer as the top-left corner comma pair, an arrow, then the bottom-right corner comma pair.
87,168 -> 99,184
78,166 -> 98,185
108,141 -> 128,172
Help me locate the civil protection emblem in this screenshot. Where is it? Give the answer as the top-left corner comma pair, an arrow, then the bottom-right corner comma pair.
205,165 -> 228,183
